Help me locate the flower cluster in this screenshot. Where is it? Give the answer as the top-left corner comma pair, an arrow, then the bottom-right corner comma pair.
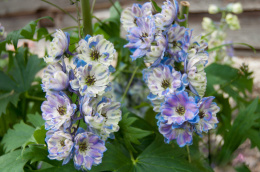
121,0 -> 219,147
202,3 -> 242,64
0,23 -> 6,41
41,30 -> 121,170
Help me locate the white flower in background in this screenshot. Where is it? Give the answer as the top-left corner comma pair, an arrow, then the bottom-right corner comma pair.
70,63 -> 110,97
227,2 -> 243,14
226,13 -> 240,30
202,17 -> 215,32
44,29 -> 70,64
208,4 -> 219,14
78,35 -> 115,66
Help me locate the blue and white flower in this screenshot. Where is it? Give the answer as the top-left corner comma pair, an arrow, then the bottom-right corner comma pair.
121,2 -> 153,31
77,35 -> 115,66
184,52 -> 208,97
143,64 -> 183,98
158,120 -> 193,146
195,97 -> 219,134
154,0 -> 179,31
44,30 -> 70,64
145,33 -> 167,65
166,24 -> 187,62
82,96 -> 121,140
124,17 -> 156,60
45,130 -> 73,161
160,91 -> 199,125
41,91 -> 76,130
42,63 -> 69,92
74,131 -> 107,171
70,63 -> 110,97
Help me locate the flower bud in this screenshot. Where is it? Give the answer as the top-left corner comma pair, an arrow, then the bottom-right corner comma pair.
202,17 -> 215,32
232,3 -> 243,14
226,13 -> 240,30
208,4 -> 219,14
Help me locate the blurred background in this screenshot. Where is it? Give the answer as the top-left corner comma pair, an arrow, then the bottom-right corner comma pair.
0,0 -> 259,171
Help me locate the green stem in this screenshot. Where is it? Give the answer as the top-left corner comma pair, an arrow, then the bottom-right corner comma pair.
81,0 -> 93,36
75,1 -> 82,39
208,131 -> 212,165
41,0 -> 77,22
121,66 -> 139,102
129,150 -> 137,165
25,92 -> 46,101
91,0 -> 97,14
108,0 -> 120,15
179,1 -> 190,28
186,145 -> 191,163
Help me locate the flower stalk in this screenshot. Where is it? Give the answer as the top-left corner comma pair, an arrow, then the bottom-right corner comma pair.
179,1 -> 190,27
80,0 -> 93,36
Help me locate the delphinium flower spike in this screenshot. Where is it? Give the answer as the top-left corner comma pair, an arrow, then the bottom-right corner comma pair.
121,0 -> 219,147
41,30 -> 122,170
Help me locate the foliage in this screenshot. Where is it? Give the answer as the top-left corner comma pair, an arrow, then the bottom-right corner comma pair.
0,0 -> 259,172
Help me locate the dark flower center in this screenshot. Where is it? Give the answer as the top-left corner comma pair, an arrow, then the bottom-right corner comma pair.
79,142 -> 88,152
161,79 -> 170,89
176,106 -> 185,116
85,75 -> 96,86
60,139 -> 65,147
90,49 -> 100,61
57,106 -> 66,116
140,32 -> 149,42
199,111 -> 205,119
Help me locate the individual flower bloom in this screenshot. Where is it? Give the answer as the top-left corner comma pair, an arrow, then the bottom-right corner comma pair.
202,17 -> 215,32
154,0 -> 179,31
208,4 -> 219,14
226,13 -> 240,30
120,2 -> 153,31
124,17 -> 156,61
184,52 -> 208,97
84,97 -> 122,140
195,96 -> 219,134
77,35 -> 115,66
70,63 -> 110,97
144,33 -> 167,65
160,91 -> 199,125
44,30 -> 70,64
227,2 -> 243,14
41,63 -> 69,92
144,64 -> 182,99
45,130 -> 73,161
158,120 -> 193,147
181,30 -> 208,57
74,131 -> 107,171
41,91 -> 77,130
166,24 -> 186,62
150,96 -> 165,113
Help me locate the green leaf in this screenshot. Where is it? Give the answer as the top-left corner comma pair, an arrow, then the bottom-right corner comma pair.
0,149 -> 28,172
109,1 -> 122,20
151,0 -> 162,12
33,126 -> 47,144
235,164 -> 251,172
217,98 -> 259,165
92,134 -> 213,172
1,121 -> 35,153
119,112 -> 153,152
0,90 -> 20,115
6,30 -> 21,50
247,128 -> 260,150
27,113 -> 44,128
208,43 -> 256,53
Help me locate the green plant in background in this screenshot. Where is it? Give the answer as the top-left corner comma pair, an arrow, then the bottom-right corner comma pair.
202,2 -> 243,64
0,0 -> 259,172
